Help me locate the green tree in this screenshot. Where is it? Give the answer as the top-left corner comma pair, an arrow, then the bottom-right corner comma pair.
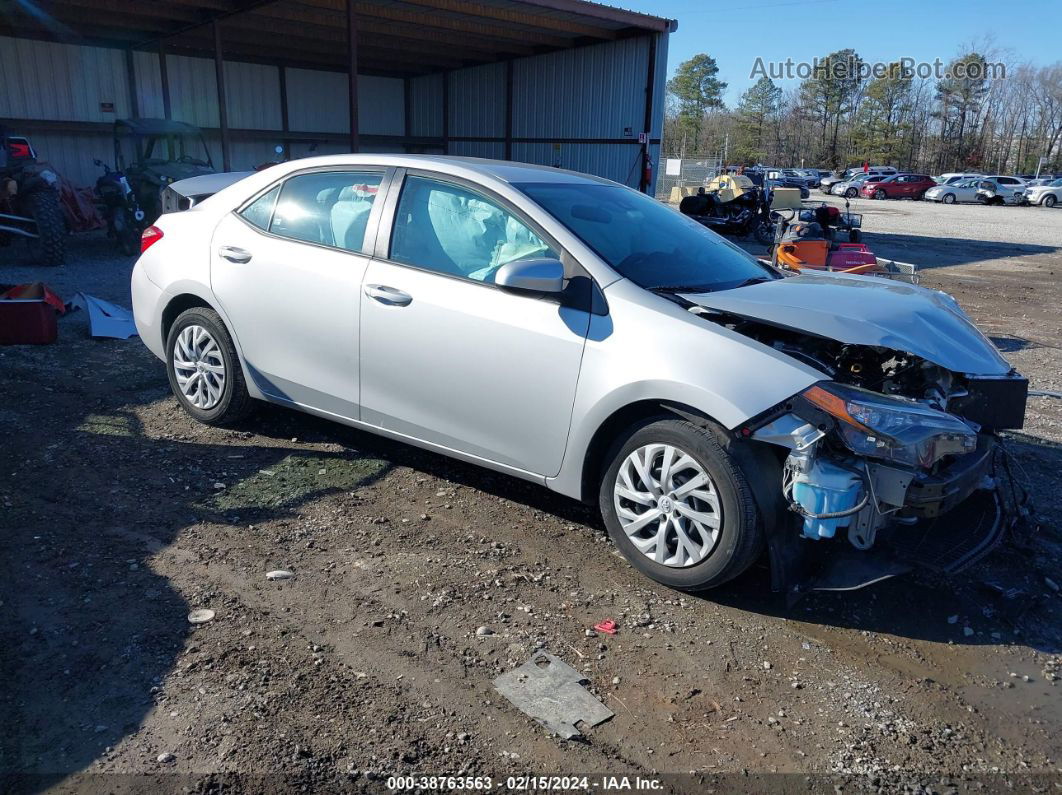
733,76 -> 782,163
799,49 -> 864,167
667,54 -> 728,145
852,62 -> 913,165
935,52 -> 990,169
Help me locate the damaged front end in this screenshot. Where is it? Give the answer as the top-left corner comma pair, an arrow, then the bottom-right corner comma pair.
685,279 -> 1029,598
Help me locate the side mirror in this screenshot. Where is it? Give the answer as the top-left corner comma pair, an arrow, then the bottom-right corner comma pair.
494,258 -> 565,295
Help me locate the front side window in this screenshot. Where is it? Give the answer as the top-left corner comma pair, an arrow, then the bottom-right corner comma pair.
390,176 -> 555,283
519,182 -> 776,292
251,171 -> 382,253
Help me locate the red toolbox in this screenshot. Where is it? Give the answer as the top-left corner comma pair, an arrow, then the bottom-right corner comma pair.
0,298 -> 58,344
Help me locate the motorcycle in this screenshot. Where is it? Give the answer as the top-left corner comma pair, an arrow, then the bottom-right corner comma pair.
678,174 -> 775,245
94,159 -> 145,256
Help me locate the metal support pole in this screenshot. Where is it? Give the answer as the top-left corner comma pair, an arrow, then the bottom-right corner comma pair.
442,71 -> 450,155
158,42 -> 172,120
213,21 -> 231,171
346,0 -> 360,152
279,65 -> 291,159
124,49 -> 139,119
403,77 -> 413,153
640,34 -> 656,194
504,60 -> 513,161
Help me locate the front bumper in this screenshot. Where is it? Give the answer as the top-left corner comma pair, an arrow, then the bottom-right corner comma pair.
903,435 -> 995,518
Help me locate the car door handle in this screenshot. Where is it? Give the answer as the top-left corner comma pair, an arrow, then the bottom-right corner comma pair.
218,246 -> 252,264
364,284 -> 412,306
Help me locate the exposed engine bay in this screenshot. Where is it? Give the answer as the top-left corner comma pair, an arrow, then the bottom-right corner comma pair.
685,301 -> 1029,585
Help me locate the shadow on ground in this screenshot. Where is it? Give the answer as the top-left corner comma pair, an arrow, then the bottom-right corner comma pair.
3,330 -> 1060,788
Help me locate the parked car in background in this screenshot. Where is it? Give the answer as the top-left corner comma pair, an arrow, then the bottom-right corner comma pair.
131,154 -> 1027,595
831,173 -> 888,198
975,175 -> 1027,205
1024,177 -> 1062,207
820,166 -> 897,193
160,171 -> 253,214
796,169 -> 822,187
766,169 -> 812,196
861,173 -> 936,200
925,178 -> 982,204
937,173 -> 984,186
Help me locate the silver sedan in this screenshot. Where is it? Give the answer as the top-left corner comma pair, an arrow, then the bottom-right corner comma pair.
131,155 -> 1025,593
925,178 -> 981,204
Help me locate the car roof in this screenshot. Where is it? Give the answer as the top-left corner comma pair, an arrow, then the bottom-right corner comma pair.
263,153 -> 619,186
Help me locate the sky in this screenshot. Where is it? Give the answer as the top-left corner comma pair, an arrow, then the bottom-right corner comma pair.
619,0 -> 1062,106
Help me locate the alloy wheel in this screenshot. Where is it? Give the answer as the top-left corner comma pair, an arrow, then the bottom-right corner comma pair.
173,324 -> 226,410
613,443 -> 722,567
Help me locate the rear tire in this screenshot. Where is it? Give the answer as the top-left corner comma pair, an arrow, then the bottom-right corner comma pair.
599,418 -> 763,591
25,190 -> 65,265
166,307 -> 254,426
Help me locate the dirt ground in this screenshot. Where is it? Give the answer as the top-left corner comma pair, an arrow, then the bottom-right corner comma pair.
2,196 -> 1061,794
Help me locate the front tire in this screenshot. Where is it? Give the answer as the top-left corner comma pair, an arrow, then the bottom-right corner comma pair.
599,418 -> 763,591
942,193 -> 956,204
1043,195 -> 1057,208
845,188 -> 857,198
874,189 -> 887,200
166,307 -> 253,426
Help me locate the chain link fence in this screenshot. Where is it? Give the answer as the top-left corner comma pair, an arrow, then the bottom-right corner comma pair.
655,153 -> 724,202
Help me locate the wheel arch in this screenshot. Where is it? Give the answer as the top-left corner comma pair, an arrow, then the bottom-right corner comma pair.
161,292 -> 217,344
577,400 -> 724,505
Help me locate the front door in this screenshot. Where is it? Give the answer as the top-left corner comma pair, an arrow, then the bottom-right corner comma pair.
210,169 -> 386,418
358,173 -> 590,476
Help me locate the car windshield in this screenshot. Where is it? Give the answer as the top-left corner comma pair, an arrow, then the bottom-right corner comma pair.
1049,178 -> 1062,187
517,182 -> 777,292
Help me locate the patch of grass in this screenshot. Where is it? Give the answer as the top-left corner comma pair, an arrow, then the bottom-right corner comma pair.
207,453 -> 387,512
77,414 -> 134,437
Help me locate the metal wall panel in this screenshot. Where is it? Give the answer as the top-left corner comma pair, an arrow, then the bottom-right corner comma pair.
409,73 -> 443,137
224,61 -> 282,130
0,36 -> 131,121
512,142 -> 646,187
448,62 -> 505,138
512,37 -> 648,140
359,74 -> 404,135
165,53 -> 220,129
132,50 -> 165,119
449,141 -> 506,160
286,68 -> 402,135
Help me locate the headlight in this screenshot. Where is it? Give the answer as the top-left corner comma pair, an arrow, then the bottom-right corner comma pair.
801,382 -> 977,468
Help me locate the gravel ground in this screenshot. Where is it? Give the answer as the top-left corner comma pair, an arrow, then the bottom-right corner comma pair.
2,199 -> 1061,793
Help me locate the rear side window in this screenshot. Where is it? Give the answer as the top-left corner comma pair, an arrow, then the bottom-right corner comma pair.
240,171 -> 383,253
240,185 -> 279,230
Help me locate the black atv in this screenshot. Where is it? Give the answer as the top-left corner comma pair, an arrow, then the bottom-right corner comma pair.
0,129 -> 66,265
114,118 -> 216,224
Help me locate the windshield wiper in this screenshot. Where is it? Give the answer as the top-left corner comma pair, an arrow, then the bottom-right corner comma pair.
649,284 -> 716,294
728,276 -> 773,289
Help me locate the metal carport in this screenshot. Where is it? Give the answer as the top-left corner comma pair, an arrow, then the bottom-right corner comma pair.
0,0 -> 674,191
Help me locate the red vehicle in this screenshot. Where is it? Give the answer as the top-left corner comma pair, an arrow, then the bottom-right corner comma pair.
861,173 -> 936,200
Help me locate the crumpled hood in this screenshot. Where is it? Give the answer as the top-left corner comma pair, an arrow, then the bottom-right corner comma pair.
682,271 -> 1012,375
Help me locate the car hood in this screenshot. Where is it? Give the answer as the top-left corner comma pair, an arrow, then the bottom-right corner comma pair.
680,271 -> 1012,375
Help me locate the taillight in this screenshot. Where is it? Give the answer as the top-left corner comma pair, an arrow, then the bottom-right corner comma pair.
141,225 -> 163,253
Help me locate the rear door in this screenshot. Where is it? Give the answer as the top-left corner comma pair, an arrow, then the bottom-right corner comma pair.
210,168 -> 389,418
357,170 -> 591,476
